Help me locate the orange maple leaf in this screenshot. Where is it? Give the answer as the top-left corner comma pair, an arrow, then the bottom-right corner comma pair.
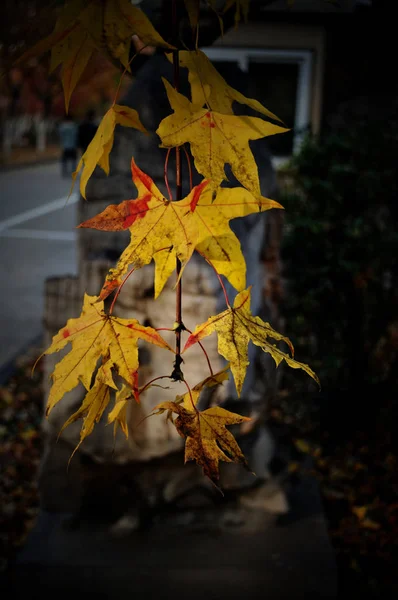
153,367 -> 251,483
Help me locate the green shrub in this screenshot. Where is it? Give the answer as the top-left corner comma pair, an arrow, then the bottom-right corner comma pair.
280,100 -> 398,391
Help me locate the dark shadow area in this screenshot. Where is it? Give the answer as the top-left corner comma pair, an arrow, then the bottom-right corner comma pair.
1,2 -> 395,599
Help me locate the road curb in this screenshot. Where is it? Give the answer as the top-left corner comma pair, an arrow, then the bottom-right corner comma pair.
0,157 -> 60,173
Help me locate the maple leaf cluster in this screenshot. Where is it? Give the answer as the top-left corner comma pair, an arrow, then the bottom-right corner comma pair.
15,0 -> 173,112
18,0 -> 319,484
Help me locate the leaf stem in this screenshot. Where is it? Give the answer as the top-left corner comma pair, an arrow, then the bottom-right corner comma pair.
184,326 -> 214,376
109,267 -> 136,315
164,148 -> 173,200
182,144 -> 193,191
196,249 -> 230,307
181,378 -> 198,413
112,44 -> 150,106
139,375 -> 172,395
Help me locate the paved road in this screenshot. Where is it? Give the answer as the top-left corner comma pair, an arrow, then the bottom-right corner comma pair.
0,163 -> 78,372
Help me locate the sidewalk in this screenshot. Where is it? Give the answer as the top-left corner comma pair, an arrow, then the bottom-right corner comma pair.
0,342 -> 338,600
0,145 -> 61,170
9,473 -> 338,600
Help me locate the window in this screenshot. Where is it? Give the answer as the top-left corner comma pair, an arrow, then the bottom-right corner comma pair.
202,47 -> 313,160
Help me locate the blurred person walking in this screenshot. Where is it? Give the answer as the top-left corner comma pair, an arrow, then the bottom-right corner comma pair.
58,113 -> 78,178
78,109 -> 98,153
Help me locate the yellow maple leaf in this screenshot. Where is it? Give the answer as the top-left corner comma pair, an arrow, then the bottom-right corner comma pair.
184,287 -> 320,396
153,367 -> 250,483
49,0 -> 86,66
72,105 -> 146,199
15,0 -> 172,109
182,0 -> 249,33
104,0 -> 174,68
175,50 -> 282,123
193,185 -> 282,290
57,361 -> 117,453
78,159 -> 282,298
107,383 -> 135,439
79,159 -> 207,299
107,372 -> 174,439
61,28 -> 96,113
14,0 -> 82,71
183,0 -> 225,38
42,293 -> 174,417
153,184 -> 282,296
157,79 -> 288,195
16,1 -> 98,112
183,0 -> 201,29
223,0 -> 250,26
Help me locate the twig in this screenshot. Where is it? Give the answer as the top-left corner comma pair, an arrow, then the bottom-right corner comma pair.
171,0 -> 184,382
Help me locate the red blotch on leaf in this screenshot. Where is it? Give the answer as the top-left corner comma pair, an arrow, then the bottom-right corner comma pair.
131,158 -> 154,193
63,329 -> 70,339
132,371 -> 140,403
100,279 -> 119,300
201,113 -> 215,128
189,180 -> 209,212
204,112 -> 215,127
123,194 -> 151,228
183,333 -> 198,351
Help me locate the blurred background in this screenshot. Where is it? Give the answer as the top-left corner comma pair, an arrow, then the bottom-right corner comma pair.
1,0 -> 396,598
